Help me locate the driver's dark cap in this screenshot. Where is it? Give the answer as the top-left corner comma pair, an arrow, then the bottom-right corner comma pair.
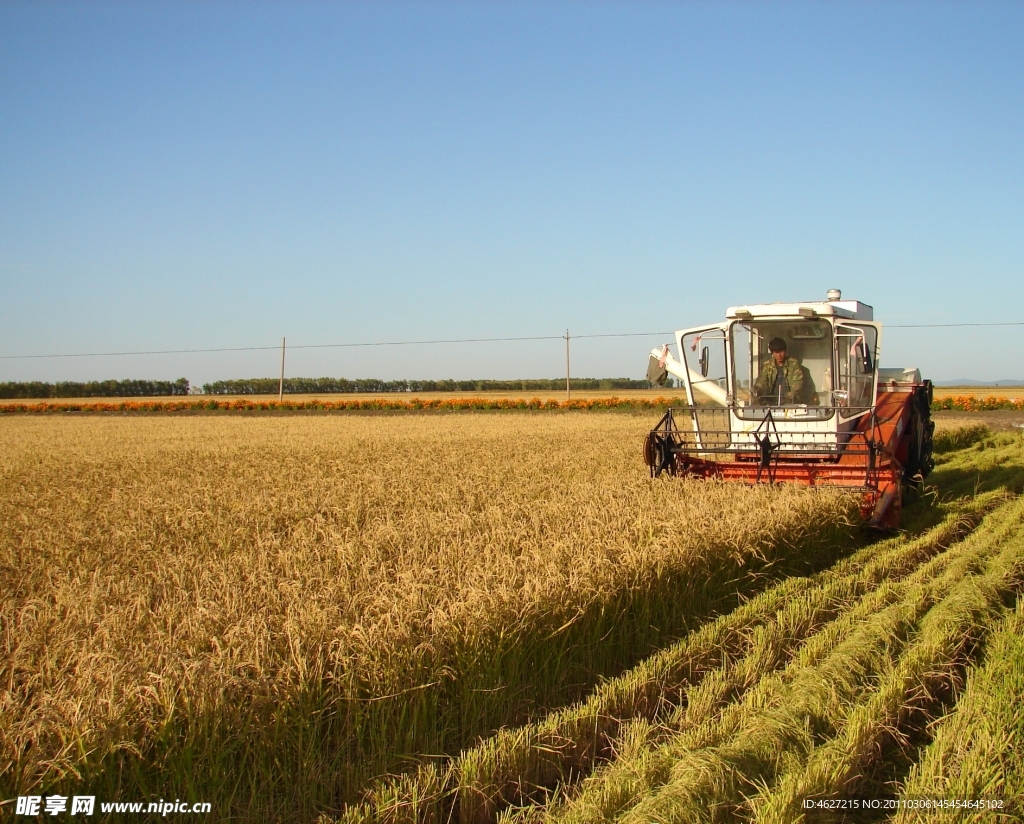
767,337 -> 788,353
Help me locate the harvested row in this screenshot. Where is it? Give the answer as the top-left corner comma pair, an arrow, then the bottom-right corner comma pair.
528,495 -> 1024,824
928,428 -> 1024,499
932,423 -> 993,454
893,599 -> 1024,821
0,415 -> 856,820
338,490 -> 1007,824
750,503 -> 1024,821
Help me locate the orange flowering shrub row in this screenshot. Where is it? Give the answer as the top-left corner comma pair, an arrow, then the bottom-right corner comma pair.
0,396 -> 690,414
3,394 -> 1019,414
932,395 -> 1024,412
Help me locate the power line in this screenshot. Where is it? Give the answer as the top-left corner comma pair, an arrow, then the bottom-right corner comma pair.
1,323 -> 1021,361
0,345 -> 283,360
0,334 -> 562,360
888,322 -> 1024,328
290,333 -> 564,350
0,332 -> 676,360
573,332 -> 674,339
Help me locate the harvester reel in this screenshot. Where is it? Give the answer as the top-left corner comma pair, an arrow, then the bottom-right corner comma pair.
644,430 -> 678,478
752,411 -> 782,484
645,410 -> 683,478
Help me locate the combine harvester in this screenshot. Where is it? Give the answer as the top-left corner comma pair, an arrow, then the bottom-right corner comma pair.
644,290 -> 933,528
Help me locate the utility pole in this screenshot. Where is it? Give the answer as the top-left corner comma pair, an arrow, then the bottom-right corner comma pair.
565,329 -> 570,401
279,337 -> 286,402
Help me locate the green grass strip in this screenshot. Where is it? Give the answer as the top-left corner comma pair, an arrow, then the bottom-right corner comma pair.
932,424 -> 992,454
551,496 -> 1024,824
609,497 -> 1024,824
532,500 -> 1006,824
752,506 -> 1024,821
929,431 -> 1024,499
891,600 -> 1024,823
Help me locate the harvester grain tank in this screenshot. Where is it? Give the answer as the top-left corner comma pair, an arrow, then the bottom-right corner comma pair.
643,290 -> 934,528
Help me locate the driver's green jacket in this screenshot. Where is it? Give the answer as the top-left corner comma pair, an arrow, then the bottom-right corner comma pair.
753,357 -> 815,405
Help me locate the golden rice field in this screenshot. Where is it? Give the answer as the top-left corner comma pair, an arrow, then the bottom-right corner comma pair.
2,412 -> 1023,822
1,413 -> 854,819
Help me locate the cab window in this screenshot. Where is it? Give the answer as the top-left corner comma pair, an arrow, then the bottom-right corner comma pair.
834,324 -> 877,413
730,320 -> 834,419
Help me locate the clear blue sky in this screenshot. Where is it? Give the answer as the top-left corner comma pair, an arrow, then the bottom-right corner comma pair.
1,1 -> 1022,385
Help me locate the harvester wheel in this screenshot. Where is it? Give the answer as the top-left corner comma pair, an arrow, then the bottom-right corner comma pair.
903,384 -> 935,484
919,381 -> 935,477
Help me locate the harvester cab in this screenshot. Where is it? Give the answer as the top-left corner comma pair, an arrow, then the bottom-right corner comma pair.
643,290 -> 934,528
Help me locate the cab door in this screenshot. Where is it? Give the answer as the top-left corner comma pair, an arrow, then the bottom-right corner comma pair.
676,323 -> 731,453
833,322 -> 881,420
676,323 -> 730,407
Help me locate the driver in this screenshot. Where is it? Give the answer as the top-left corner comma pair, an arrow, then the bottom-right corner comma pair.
753,337 -> 816,405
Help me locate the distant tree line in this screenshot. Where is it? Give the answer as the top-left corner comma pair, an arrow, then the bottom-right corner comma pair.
201,377 -> 653,395
0,378 -> 190,399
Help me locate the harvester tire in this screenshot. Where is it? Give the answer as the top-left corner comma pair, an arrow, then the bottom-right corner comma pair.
903,384 -> 935,484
